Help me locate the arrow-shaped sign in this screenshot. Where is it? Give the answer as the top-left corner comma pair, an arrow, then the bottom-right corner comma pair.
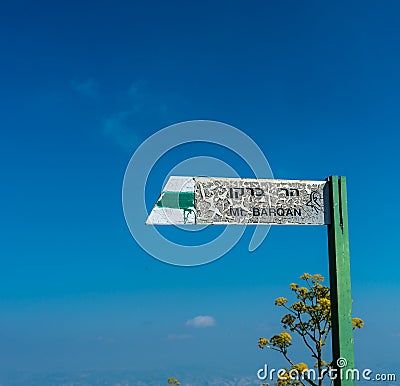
146,176 -> 330,225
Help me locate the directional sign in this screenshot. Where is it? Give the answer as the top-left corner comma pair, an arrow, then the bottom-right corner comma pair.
146,175 -> 355,386
146,176 -> 330,225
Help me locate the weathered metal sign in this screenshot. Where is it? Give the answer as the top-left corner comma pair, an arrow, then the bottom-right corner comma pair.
146,176 -> 330,225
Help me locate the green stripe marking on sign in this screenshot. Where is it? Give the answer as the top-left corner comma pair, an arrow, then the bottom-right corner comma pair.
156,191 -> 195,223
156,191 -> 195,210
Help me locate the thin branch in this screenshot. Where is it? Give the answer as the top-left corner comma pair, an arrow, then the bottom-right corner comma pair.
297,312 -> 317,342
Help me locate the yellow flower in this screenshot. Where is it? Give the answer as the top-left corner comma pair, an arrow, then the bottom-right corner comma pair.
314,360 -> 328,368
293,362 -> 308,374
300,273 -> 311,280
352,317 -> 364,329
280,332 -> 292,344
281,313 -> 296,326
275,297 -> 288,306
277,370 -> 290,381
298,287 -> 309,296
258,337 -> 269,349
167,377 -> 180,385
276,370 -> 291,386
318,298 -> 331,309
292,301 -> 306,312
312,274 -> 324,282
270,332 -> 292,348
290,283 -> 298,290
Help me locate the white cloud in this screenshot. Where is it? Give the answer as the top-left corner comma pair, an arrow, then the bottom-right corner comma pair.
186,315 -> 216,328
102,83 -> 168,151
103,110 -> 142,151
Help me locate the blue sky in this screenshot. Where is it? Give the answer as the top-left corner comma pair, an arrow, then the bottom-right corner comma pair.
1,0 -> 399,382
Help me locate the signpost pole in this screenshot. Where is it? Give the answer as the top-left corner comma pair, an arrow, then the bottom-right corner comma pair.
327,176 -> 355,386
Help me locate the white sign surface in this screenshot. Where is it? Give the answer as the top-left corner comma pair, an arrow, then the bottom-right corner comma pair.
195,177 -> 330,225
146,176 -> 330,225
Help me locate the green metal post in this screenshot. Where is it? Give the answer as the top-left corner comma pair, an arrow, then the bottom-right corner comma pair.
327,176 -> 355,386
